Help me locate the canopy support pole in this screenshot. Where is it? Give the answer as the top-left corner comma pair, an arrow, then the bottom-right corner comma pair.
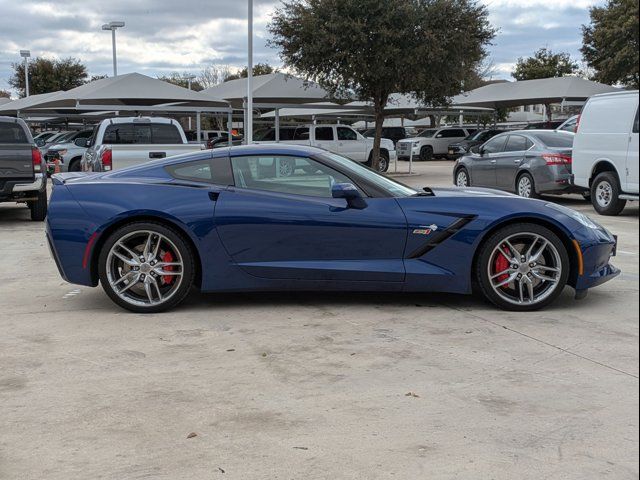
196,112 -> 201,143
227,111 -> 233,146
275,108 -> 280,142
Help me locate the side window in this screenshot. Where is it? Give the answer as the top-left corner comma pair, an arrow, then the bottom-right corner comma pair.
483,136 -> 507,154
504,135 -> 529,152
293,127 -> 309,140
315,127 -> 334,141
166,156 -> 233,185
103,124 -> 135,144
440,129 -> 465,138
230,155 -> 355,198
151,124 -> 183,144
337,127 -> 357,141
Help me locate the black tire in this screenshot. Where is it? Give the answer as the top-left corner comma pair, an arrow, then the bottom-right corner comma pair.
590,171 -> 626,216
455,167 -> 470,187
476,223 -> 570,311
378,151 -> 390,172
419,146 -> 433,161
29,189 -> 47,221
98,221 -> 195,313
516,172 -> 538,199
68,158 -> 82,172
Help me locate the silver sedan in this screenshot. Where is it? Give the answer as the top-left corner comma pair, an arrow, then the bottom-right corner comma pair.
453,130 -> 586,198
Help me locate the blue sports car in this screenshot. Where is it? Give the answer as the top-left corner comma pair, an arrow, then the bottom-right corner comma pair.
46,145 -> 619,313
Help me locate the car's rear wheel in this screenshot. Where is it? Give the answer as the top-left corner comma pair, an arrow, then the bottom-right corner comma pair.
516,173 -> 538,199
591,172 -> 626,216
68,158 -> 82,172
476,223 -> 569,311
378,151 -> 390,172
455,168 -> 470,187
29,189 -> 47,221
420,146 -> 433,161
98,222 -> 195,313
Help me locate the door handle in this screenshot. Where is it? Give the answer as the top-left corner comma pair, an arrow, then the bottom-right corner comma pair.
208,192 -> 219,201
490,160 -> 497,164
514,159 -> 521,164
149,152 -> 166,159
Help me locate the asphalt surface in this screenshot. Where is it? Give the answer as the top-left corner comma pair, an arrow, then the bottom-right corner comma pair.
1,160 -> 638,480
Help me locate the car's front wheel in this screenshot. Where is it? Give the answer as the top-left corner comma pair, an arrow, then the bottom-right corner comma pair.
476,223 -> 569,311
455,168 -> 470,187
98,222 -> 195,313
420,146 -> 433,161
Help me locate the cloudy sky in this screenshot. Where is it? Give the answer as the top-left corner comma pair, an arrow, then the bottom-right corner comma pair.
0,0 -> 604,96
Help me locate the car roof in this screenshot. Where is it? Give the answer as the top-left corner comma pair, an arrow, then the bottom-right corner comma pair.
225,143 -> 327,157
591,90 -> 638,99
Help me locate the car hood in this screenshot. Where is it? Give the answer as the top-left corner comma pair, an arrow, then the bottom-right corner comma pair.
428,186 -> 516,198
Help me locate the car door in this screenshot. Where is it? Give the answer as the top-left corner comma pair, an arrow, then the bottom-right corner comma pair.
214,153 -> 408,282
626,107 -> 639,193
496,134 -> 531,190
336,126 -> 365,161
312,126 -> 337,153
469,135 -> 507,187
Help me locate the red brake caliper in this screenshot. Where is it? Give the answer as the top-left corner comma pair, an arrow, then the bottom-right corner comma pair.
162,251 -> 174,285
494,245 -> 511,287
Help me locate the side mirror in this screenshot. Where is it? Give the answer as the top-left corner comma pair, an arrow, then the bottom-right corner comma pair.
35,138 -> 45,147
74,137 -> 89,147
331,182 -> 367,209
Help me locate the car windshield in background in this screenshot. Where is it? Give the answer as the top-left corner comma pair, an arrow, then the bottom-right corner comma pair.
320,152 -> 418,197
362,129 -> 375,137
531,132 -> 574,148
416,129 -> 437,138
467,130 -> 494,142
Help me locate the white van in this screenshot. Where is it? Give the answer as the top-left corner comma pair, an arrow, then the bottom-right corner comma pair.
573,90 -> 639,215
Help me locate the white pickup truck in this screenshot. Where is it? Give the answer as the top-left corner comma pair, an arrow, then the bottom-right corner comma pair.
81,117 -> 204,172
254,124 -> 396,172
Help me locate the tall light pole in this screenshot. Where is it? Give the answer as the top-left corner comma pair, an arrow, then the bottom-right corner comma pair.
102,21 -> 125,76
184,74 -> 196,131
20,50 -> 30,97
246,0 -> 253,145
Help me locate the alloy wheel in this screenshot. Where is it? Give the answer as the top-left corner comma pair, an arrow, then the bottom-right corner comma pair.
105,230 -> 184,308
487,232 -> 562,306
517,176 -> 533,198
456,170 -> 469,187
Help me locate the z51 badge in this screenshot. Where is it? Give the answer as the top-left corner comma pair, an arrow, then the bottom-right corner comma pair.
412,224 -> 438,235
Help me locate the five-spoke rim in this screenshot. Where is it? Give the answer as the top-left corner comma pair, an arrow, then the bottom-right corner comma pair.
518,176 -> 532,198
456,170 -> 468,187
106,230 -> 184,307
595,181 -> 612,207
488,232 -> 562,306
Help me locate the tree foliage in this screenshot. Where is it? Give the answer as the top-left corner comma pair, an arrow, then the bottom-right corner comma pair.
157,72 -> 204,91
582,0 -> 639,88
269,0 -> 495,169
198,65 -> 233,89
224,63 -> 277,82
9,57 -> 88,97
512,48 -> 578,81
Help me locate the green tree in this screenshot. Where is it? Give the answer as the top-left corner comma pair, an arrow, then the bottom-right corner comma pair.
224,63 -> 276,82
269,0 -> 495,170
582,0 -> 639,88
512,48 -> 578,81
9,57 -> 88,97
157,72 -> 204,91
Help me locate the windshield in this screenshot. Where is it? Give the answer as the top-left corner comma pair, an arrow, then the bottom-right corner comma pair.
319,152 -> 418,197
416,129 -> 437,138
467,130 -> 494,142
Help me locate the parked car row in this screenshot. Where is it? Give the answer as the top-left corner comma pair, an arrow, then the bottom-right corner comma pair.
452,90 -> 639,216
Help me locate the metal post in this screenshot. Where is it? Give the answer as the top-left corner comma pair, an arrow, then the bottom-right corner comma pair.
227,110 -> 233,146
196,112 -> 201,143
459,110 -> 463,127
111,28 -> 117,76
187,78 -> 192,131
275,108 -> 280,142
24,57 -> 30,97
409,147 -> 413,175
246,0 -> 253,145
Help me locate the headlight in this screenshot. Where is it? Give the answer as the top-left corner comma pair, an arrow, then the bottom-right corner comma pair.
545,203 -> 602,229
412,141 -> 421,146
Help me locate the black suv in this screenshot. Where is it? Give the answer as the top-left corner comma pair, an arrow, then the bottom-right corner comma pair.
361,126 -> 417,145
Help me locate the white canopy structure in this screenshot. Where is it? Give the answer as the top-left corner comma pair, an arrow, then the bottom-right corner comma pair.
452,77 -> 619,109
201,72 -> 330,108
0,91 -> 64,115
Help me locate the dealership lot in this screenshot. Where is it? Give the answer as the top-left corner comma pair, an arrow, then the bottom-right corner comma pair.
0,161 -> 638,479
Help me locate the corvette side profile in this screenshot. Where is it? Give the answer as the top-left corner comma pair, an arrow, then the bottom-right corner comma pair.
46,145 -> 619,313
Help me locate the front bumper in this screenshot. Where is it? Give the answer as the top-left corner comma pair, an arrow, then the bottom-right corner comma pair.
574,228 -> 620,292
